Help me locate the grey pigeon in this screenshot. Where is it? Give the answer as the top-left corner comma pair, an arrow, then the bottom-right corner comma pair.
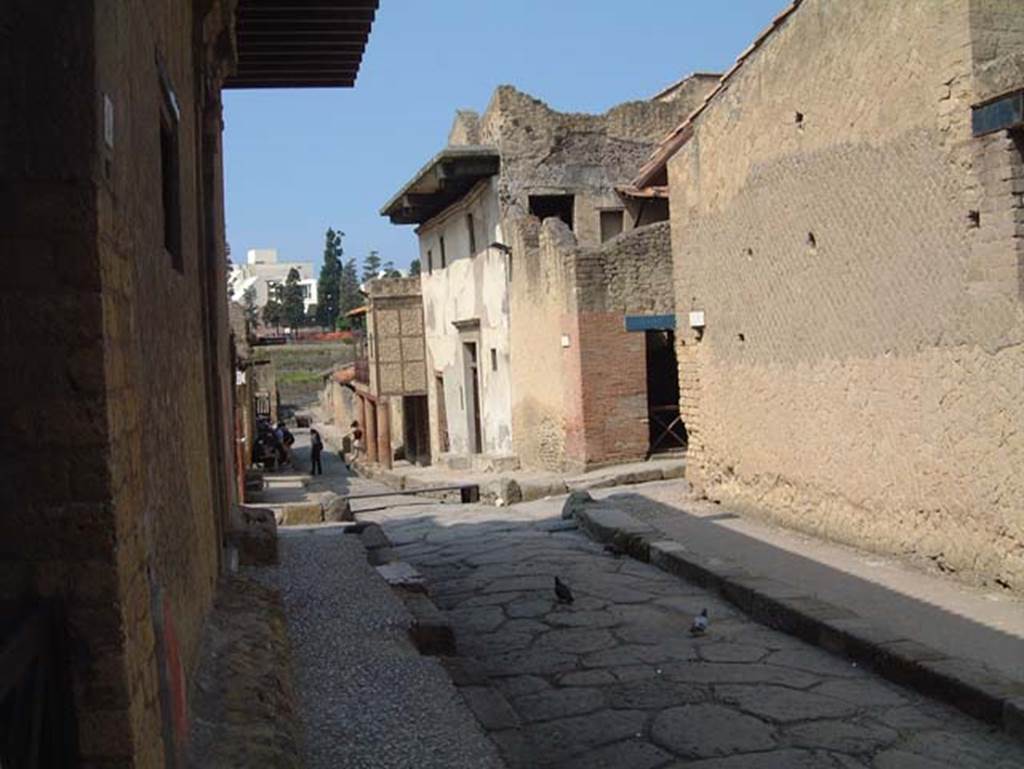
690,608 -> 709,636
554,576 -> 574,604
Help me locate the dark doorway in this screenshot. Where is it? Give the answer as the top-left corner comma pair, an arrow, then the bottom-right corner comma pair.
645,330 -> 687,453
403,395 -> 431,466
529,194 -> 574,230
435,373 -> 449,454
463,342 -> 483,453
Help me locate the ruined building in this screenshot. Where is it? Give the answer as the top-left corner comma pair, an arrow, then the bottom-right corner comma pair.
640,0 -> 1024,589
382,76 -> 718,471
0,1 -> 375,764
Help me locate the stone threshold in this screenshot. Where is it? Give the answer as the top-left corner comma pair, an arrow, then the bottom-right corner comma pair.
571,502 -> 1024,742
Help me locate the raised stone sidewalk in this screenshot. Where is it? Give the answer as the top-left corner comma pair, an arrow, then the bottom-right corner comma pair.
569,491 -> 1024,742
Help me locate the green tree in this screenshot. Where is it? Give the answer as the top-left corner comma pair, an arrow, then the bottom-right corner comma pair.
242,286 -> 260,326
317,228 -> 344,328
361,249 -> 381,283
338,257 -> 361,328
281,268 -> 306,330
408,259 -> 421,277
381,259 -> 402,278
262,298 -> 283,330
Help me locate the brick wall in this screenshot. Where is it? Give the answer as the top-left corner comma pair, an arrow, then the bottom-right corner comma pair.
668,0 -> 1023,590
510,217 -> 675,471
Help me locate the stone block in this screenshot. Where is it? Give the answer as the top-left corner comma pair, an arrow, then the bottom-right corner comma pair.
322,493 -> 353,523
403,593 -> 456,656
460,687 -> 520,731
375,561 -> 427,593
561,489 -> 593,519
272,502 -> 323,526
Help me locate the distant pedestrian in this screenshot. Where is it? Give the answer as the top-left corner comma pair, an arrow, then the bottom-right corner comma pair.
310,428 -> 324,476
342,420 -> 364,470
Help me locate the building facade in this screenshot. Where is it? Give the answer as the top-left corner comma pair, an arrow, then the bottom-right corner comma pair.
658,0 -> 1024,589
229,247 -> 319,316
383,80 -> 716,471
0,1 -> 375,765
348,277 -> 430,467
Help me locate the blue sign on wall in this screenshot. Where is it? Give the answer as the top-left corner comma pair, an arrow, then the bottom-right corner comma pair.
972,91 -> 1024,137
624,314 -> 676,332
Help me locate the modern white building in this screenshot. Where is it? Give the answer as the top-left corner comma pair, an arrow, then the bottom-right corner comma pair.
229,248 -> 318,314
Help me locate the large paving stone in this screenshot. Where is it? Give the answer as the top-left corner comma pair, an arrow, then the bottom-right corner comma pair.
716,684 -> 858,723
785,719 -> 898,754
514,687 -> 606,723
448,605 -> 506,633
460,687 -> 520,731
507,597 -> 553,618
765,648 -> 865,679
651,704 -> 776,758
558,669 -> 617,687
583,642 -> 695,668
484,575 -> 558,594
483,650 -> 579,677
535,628 -> 618,654
545,609 -> 618,629
496,675 -> 550,698
813,678 -> 909,708
605,677 -> 708,709
679,748 -> 851,768
459,632 -> 534,656
661,661 -> 821,688
518,709 -> 647,765
698,642 -> 769,663
553,739 -> 673,769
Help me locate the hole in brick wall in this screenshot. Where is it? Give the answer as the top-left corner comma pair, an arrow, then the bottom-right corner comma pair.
795,111 -> 804,127
737,333 -> 745,342
806,232 -> 817,249
745,247 -> 754,258
967,210 -> 981,228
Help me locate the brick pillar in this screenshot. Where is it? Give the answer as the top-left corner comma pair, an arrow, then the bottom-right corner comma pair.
365,398 -> 378,463
378,398 -> 392,469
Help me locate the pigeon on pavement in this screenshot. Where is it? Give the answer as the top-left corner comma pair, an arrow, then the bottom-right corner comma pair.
554,576 -> 575,604
690,608 -> 709,636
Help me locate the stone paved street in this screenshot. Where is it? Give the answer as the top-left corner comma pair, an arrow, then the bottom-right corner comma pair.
360,496 -> 1024,769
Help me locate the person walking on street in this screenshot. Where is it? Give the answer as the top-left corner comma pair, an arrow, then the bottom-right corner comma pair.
310,428 -> 324,476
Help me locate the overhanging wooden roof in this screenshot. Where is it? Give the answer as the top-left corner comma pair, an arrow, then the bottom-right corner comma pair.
381,147 -> 501,225
225,0 -> 378,89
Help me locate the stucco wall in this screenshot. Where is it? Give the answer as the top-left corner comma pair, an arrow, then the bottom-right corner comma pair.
419,179 -> 514,458
668,0 -> 1023,589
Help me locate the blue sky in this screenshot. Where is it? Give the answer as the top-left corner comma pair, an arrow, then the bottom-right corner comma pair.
223,0 -> 782,274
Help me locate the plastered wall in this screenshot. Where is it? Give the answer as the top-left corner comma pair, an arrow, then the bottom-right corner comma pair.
419,179 -> 514,458
669,0 -> 1024,589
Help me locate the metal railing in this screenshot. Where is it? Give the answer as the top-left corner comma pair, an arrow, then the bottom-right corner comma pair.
0,603 -> 77,768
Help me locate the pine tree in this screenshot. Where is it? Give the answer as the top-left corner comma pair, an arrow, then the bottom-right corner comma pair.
282,267 -> 306,330
337,257 -> 361,329
381,259 -> 402,278
361,249 -> 382,283
408,259 -> 421,277
316,228 -> 344,328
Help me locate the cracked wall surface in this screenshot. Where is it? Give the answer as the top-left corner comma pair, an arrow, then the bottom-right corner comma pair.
668,0 -> 1023,590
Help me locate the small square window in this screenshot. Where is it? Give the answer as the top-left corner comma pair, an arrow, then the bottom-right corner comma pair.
600,209 -> 624,243
490,348 -> 497,371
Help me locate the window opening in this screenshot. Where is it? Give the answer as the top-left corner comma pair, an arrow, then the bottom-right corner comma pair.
600,209 -> 625,242
528,194 -> 574,230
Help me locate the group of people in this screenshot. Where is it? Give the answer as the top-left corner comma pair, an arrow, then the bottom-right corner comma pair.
255,418 -> 295,468
254,417 -> 364,477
